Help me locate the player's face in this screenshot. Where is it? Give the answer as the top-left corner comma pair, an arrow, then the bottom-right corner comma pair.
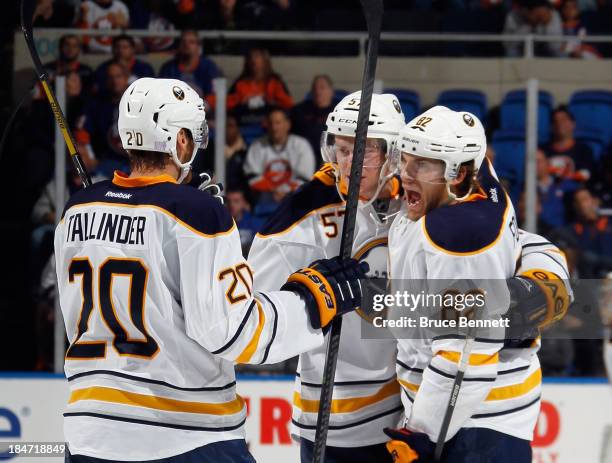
335,135 -> 386,199
400,153 -> 448,220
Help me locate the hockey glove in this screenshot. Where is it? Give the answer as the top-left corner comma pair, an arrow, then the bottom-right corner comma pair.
384,428 -> 435,463
195,172 -> 224,204
281,257 -> 368,329
506,269 -> 570,342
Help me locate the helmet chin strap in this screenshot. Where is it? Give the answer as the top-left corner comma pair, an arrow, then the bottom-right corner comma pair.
332,159 -> 396,208
171,143 -> 198,184
445,178 -> 474,202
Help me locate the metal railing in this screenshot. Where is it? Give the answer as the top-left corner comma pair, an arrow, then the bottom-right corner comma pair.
35,28 -> 612,58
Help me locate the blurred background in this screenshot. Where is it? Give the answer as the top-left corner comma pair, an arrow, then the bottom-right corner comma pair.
0,0 -> 611,460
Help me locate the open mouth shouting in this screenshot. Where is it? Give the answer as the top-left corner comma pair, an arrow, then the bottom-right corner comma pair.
403,185 -> 426,219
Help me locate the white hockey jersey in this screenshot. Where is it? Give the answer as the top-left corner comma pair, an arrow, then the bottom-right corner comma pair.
389,160 -> 546,443
54,172 -> 324,461
248,164 -> 403,447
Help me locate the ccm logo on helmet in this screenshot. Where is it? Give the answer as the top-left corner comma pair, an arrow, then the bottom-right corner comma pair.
296,269 -> 335,309
172,86 -> 185,100
338,118 -> 357,125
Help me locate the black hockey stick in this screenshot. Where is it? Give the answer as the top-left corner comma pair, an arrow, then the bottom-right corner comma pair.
433,324 -> 478,461
311,1 -> 384,462
21,0 -> 92,188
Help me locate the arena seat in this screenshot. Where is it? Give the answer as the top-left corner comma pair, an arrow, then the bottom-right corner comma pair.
436,89 -> 488,122
574,127 -> 608,161
500,89 -> 554,145
384,88 -> 420,121
569,90 -> 612,145
240,124 -> 266,145
491,129 -> 526,201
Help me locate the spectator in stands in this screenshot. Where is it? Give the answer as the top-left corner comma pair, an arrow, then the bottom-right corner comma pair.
158,30 -> 221,100
537,148 -> 578,228
257,0 -> 298,30
77,0 -> 130,53
244,108 -> 315,198
291,74 -> 335,166
128,0 -> 176,51
94,34 -> 155,93
562,188 -> 612,277
26,71 -> 86,194
30,170 -> 90,282
33,0 -> 77,28
544,105 -> 596,182
202,0 -> 249,30
561,0 -> 601,58
590,152 -> 612,207
503,0 -> 563,57
75,62 -> 130,177
37,34 -> 93,98
227,48 -> 294,124
225,115 -> 250,193
226,189 -> 264,255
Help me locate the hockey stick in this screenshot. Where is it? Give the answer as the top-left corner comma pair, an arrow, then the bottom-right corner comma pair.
311,1 -> 383,462
21,0 -> 92,188
433,323 -> 478,461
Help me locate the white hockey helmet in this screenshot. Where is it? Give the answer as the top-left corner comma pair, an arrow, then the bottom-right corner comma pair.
395,105 -> 486,183
321,91 -> 405,205
321,91 -> 405,164
118,78 -> 208,182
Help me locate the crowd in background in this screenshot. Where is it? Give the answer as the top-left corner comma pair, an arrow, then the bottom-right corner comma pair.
3,0 -> 611,374
26,0 -> 612,57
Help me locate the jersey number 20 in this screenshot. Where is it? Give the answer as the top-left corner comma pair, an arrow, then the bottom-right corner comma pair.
66,257 -> 159,360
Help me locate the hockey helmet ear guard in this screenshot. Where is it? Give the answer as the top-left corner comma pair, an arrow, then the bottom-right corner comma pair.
118,77 -> 209,183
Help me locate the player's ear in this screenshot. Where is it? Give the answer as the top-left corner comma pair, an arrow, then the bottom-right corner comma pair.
176,129 -> 191,162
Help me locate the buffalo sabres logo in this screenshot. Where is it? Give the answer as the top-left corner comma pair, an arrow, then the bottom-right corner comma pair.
463,113 -> 475,127
393,99 -> 402,114
172,86 -> 185,101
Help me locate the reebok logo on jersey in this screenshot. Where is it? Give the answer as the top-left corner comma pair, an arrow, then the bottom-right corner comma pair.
489,188 -> 499,203
105,191 -> 133,200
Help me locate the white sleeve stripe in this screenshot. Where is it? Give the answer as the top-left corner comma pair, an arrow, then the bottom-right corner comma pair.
210,300 -> 257,355
526,251 -> 571,280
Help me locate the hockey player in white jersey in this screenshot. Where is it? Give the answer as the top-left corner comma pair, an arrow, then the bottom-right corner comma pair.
383,106 -> 571,462
248,91 -> 405,463
54,78 -> 368,463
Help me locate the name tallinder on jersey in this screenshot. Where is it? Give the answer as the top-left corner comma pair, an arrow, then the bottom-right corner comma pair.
65,210 -> 147,246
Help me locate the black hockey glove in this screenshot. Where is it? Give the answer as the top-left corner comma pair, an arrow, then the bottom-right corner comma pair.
281,257 -> 369,330
505,269 -> 570,344
384,427 -> 435,463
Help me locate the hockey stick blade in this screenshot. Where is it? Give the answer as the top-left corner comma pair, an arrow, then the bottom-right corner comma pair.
311,1 -> 384,462
21,0 -> 92,188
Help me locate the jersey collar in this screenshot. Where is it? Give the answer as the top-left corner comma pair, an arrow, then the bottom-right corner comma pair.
112,171 -> 178,188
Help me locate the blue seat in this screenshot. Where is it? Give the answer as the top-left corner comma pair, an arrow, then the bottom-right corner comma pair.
574,127 -> 608,161
384,89 -> 420,121
569,90 -> 612,145
500,89 -> 554,145
491,129 -> 526,202
240,124 -> 265,146
437,89 -> 488,123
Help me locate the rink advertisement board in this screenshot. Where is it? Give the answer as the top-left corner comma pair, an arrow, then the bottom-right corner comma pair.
0,375 -> 610,462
